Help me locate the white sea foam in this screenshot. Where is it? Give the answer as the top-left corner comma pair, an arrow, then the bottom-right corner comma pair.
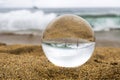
0,9 -> 120,33
86,17 -> 120,31
0,10 -> 57,31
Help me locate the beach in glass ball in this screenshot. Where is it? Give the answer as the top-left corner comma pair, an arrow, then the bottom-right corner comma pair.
41,14 -> 95,67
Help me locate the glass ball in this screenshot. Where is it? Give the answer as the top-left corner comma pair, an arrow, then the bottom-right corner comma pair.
41,14 -> 95,67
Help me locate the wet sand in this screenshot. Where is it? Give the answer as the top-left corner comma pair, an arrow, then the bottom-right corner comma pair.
95,30 -> 120,47
0,30 -> 120,47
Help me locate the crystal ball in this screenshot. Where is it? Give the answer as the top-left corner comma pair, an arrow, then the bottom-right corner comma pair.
41,14 -> 95,67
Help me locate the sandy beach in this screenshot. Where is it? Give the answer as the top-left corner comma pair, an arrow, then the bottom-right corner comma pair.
0,45 -> 120,79
0,30 -> 120,79
0,30 -> 120,47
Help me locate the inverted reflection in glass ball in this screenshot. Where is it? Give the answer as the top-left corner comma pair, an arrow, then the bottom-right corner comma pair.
41,14 -> 95,67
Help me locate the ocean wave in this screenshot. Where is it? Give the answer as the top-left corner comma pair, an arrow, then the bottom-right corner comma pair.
0,10 -> 120,34
0,10 -> 57,31
84,16 -> 120,31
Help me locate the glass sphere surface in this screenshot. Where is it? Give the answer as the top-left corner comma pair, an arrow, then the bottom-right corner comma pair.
41,14 -> 95,67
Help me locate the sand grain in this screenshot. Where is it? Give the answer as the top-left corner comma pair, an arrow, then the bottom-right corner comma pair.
0,44 -> 120,80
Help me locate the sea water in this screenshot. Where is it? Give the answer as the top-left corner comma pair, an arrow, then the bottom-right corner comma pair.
0,8 -> 120,33
42,41 -> 95,67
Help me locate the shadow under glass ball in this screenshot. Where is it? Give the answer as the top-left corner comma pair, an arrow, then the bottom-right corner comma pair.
41,14 -> 95,67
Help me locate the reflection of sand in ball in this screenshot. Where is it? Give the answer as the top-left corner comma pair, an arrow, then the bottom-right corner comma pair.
42,14 -> 95,67
43,14 -> 95,42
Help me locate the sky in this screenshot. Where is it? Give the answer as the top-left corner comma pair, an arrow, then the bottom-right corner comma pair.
0,0 -> 120,8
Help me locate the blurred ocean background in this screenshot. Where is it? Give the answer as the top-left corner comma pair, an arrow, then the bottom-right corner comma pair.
0,8 -> 120,35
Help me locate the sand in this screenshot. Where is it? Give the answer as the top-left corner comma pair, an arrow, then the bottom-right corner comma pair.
0,30 -> 120,79
43,15 -> 94,42
0,30 -> 120,47
0,43 -> 120,80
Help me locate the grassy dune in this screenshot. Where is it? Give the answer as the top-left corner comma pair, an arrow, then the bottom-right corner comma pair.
0,43 -> 120,80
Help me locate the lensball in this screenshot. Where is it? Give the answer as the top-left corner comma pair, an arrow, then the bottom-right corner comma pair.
41,14 -> 95,67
